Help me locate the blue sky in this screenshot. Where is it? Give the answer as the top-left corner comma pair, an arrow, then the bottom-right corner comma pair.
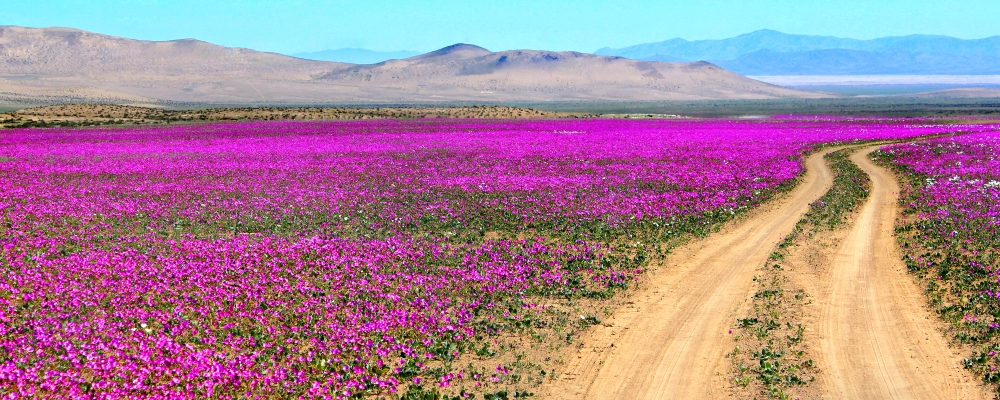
2,0 -> 999,54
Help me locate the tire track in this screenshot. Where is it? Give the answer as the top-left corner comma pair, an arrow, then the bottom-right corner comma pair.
540,148 -> 840,399
811,147 -> 987,399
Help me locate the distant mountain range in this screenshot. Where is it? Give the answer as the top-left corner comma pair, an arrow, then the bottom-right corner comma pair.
717,49 -> 1000,76
597,30 -> 1000,75
292,48 -> 420,64
0,26 -> 816,106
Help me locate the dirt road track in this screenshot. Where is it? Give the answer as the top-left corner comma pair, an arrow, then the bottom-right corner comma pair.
810,148 -> 987,399
540,149 -> 839,399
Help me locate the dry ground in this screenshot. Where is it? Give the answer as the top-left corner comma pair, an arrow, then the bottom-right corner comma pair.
539,149 -> 839,399
539,147 -> 990,399
802,149 -> 986,399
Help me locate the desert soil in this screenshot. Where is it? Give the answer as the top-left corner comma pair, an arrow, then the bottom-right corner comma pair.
541,146 -> 988,399
805,148 -> 987,399
539,149 -> 839,399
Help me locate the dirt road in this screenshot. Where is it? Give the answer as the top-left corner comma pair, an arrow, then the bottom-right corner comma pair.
540,149 -> 839,399
809,148 -> 987,399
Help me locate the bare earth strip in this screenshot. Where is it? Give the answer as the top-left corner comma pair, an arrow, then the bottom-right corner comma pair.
810,148 -> 988,399
540,149 -> 839,399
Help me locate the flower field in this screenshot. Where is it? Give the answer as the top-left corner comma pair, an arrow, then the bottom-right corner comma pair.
877,132 -> 1000,390
0,118 -> 985,398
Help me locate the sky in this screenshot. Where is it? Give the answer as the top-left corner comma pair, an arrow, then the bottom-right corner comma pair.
2,0 -> 999,55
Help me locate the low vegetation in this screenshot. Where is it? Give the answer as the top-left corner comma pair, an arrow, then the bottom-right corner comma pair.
875,132 -> 1000,394
532,98 -> 1000,118
0,104 -> 577,128
0,118 -> 975,397
730,148 -> 872,399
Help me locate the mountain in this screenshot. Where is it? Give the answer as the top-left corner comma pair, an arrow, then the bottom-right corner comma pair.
406,43 -> 493,60
0,26 -> 820,106
602,30 -> 853,61
599,30 -> 1000,75
599,30 -> 1000,61
292,48 -> 420,64
714,49 -> 1000,76
317,44 -> 814,101
0,26 -> 339,78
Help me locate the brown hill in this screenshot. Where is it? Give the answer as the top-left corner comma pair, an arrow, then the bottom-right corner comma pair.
321,44 -> 813,100
0,26 -> 337,77
0,26 -> 823,106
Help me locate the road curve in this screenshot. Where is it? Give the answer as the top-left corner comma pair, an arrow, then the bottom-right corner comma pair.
539,149 -> 839,399
811,148 -> 987,399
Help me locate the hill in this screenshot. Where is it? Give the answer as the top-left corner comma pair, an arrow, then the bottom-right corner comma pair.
0,26 -> 819,106
317,44 -> 813,101
0,26 -> 338,78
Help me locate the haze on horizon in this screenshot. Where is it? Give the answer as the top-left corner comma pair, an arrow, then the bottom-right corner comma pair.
2,0 -> 999,56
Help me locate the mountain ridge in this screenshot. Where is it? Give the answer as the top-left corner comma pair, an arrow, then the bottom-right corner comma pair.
598,30 -> 1000,61
0,25 -> 341,78
715,49 -> 1000,75
0,26 -> 822,106
316,49 -> 791,101
598,30 -> 1000,75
